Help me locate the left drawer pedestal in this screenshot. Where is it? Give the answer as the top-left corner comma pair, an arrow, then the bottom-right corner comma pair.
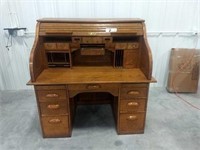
35,85 -> 71,138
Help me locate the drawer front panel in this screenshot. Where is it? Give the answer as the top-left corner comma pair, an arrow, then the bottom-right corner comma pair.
37,90 -> 67,102
120,99 -> 146,112
120,84 -> 148,99
41,115 -> 69,137
68,83 -> 119,97
40,101 -> 68,116
56,43 -> 70,50
127,43 -> 139,49
119,113 -> 145,133
35,85 -> 66,90
44,43 -> 56,50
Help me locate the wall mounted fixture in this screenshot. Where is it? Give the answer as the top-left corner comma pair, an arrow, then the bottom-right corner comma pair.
3,27 -> 26,50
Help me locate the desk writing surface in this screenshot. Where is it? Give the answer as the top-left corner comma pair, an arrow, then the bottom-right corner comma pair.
34,67 -> 151,85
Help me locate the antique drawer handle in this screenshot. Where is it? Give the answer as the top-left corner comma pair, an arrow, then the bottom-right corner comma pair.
104,38 -> 111,41
74,38 -> 80,41
127,102 -> 139,107
47,104 -> 60,109
127,90 -> 139,95
87,84 -> 101,89
48,118 -> 62,124
46,93 -> 59,98
126,115 -> 137,121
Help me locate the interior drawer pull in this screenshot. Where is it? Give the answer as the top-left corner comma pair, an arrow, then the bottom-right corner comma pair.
47,104 -> 60,109
126,115 -> 137,121
127,102 -> 139,106
48,118 -> 61,124
87,84 -> 101,89
46,93 -> 59,98
127,90 -> 139,95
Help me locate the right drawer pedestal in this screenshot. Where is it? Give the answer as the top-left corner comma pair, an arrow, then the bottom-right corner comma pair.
118,84 -> 148,134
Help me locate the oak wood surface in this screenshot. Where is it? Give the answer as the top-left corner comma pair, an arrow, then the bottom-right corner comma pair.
28,18 -> 156,137
28,67 -> 153,85
37,18 -> 145,23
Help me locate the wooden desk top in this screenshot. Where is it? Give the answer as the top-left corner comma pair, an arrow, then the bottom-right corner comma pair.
28,67 -> 155,85
37,18 -> 145,23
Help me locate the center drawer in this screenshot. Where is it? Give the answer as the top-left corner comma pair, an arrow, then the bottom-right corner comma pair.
68,83 -> 119,97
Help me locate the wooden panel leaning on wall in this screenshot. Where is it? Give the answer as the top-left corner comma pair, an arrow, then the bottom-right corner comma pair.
27,18 -> 156,138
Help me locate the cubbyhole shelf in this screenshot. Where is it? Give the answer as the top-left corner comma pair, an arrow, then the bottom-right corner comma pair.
46,52 -> 71,68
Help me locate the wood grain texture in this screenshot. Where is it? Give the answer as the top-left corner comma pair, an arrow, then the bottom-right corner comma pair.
29,67 -> 152,85
29,22 -> 46,81
37,18 -> 145,23
28,18 -> 155,138
140,23 -> 153,80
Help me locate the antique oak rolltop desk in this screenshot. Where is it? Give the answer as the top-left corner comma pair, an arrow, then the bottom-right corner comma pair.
28,18 -> 155,138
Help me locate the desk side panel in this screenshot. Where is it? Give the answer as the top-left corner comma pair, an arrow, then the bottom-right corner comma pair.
29,22 -> 46,81
139,23 -> 153,80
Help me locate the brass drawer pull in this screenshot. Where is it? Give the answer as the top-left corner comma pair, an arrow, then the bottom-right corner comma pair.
127,90 -> 139,95
48,118 -> 61,124
46,93 -> 59,98
47,104 -> 60,109
127,115 -> 137,121
127,102 -> 139,107
87,84 -> 101,89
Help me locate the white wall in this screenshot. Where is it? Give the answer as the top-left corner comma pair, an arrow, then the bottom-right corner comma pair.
0,0 -> 199,90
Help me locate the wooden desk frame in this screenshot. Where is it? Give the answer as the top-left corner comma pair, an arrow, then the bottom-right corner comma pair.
28,18 -> 155,138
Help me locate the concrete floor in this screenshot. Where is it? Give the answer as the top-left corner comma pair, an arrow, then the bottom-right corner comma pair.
0,87 -> 200,150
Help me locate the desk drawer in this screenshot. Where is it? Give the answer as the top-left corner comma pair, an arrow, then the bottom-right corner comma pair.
56,43 -> 70,50
120,99 -> 146,113
119,113 -> 145,134
44,43 -> 56,50
40,101 -> 68,116
41,115 -> 70,138
68,83 -> 119,97
37,90 -> 67,102
120,84 -> 148,99
35,85 -> 66,90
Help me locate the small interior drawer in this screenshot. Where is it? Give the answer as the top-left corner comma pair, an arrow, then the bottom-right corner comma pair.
44,43 -> 70,51
37,90 -> 67,102
41,115 -> 69,138
56,43 -> 70,50
120,84 -> 148,99
127,43 -> 139,49
120,99 -> 146,113
103,37 -> 112,43
44,43 -> 57,50
115,43 -> 127,49
82,37 -> 103,43
40,101 -> 68,116
119,113 -> 145,134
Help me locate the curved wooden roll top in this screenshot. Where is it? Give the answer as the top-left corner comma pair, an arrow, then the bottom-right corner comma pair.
39,22 -> 144,36
29,18 -> 153,83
